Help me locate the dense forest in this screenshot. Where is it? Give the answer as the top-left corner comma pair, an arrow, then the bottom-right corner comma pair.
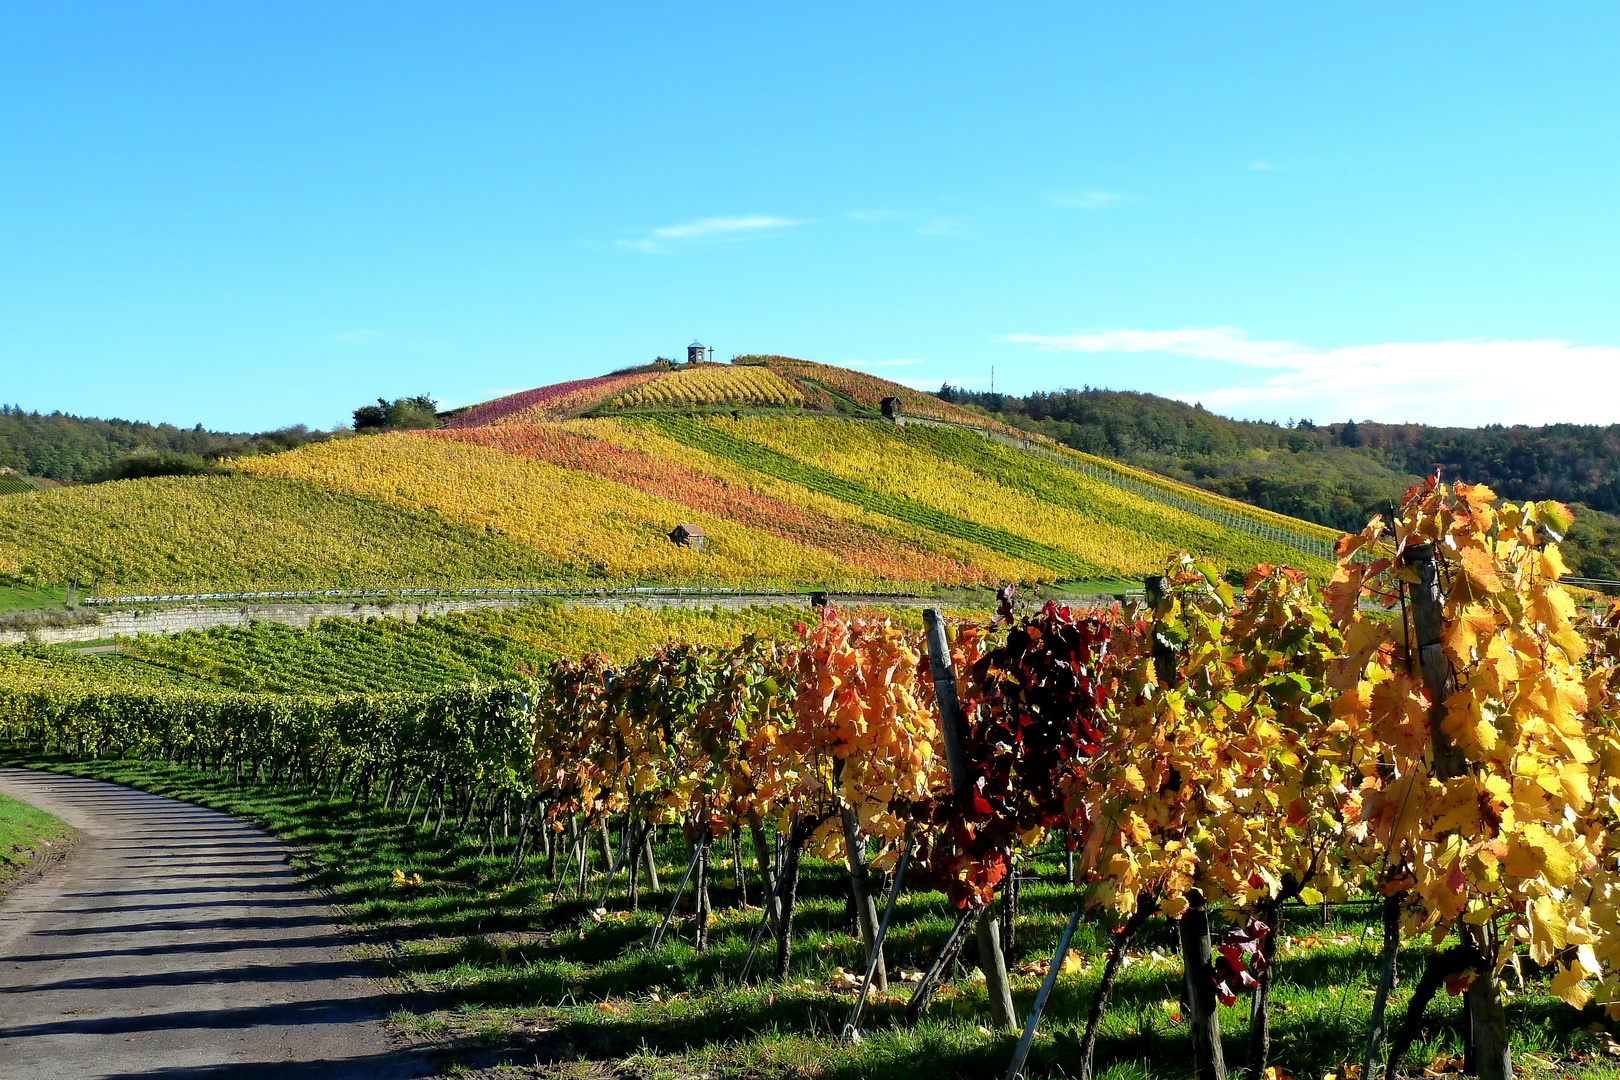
0,406 -> 335,483
937,385 -> 1620,582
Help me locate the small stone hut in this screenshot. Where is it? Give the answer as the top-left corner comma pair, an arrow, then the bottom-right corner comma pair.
880,396 -> 904,423
669,523 -> 706,552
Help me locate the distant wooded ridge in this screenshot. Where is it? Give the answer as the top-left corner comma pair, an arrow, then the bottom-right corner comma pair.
0,405 -> 335,484
933,383 -> 1620,582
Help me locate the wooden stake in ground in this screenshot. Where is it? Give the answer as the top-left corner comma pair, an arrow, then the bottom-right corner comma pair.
1364,892 -> 1402,1080
923,606 -> 1018,1032
748,811 -> 782,937
693,829 -> 712,952
840,806 -> 887,992
772,817 -> 808,981
638,820 -> 658,891
1180,889 -> 1226,1080
1076,897 -> 1158,1080
1405,543 -> 1511,1080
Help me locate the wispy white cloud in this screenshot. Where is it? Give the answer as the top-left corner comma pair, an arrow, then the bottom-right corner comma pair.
1049,190 -> 1134,210
1005,327 -> 1299,365
1002,326 -> 1620,425
332,329 -> 379,345
618,215 -> 801,254
1249,160 -> 1277,171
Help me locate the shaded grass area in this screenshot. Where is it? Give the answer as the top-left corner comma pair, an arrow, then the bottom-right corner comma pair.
0,787 -> 74,893
3,748 -> 1619,1080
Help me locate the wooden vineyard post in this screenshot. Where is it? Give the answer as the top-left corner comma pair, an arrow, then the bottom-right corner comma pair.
1147,574 -> 1224,1080
639,821 -> 659,891
923,607 -> 1018,1032
1005,909 -> 1082,1080
841,807 -> 887,991
693,829 -> 711,952
1404,543 -> 1511,1080
922,607 -> 969,794
1181,890 -> 1227,1080
748,811 -> 783,936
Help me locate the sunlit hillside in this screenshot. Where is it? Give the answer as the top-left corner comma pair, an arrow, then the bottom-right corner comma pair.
0,358 -> 1341,597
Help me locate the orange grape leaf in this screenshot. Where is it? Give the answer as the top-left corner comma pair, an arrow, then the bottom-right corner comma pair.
1457,546 -> 1505,598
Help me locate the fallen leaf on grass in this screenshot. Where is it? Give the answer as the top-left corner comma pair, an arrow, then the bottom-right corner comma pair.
828,967 -> 861,990
596,1001 -> 623,1015
898,969 -> 924,983
1422,1053 -> 1464,1075
1585,1022 -> 1620,1056
1013,950 -> 1085,978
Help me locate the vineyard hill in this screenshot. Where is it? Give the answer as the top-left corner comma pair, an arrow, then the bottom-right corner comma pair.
0,357 -> 1342,598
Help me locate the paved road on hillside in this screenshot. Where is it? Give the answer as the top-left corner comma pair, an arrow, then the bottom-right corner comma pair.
0,768 -> 432,1079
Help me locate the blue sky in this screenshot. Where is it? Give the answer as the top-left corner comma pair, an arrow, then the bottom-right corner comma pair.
4,3 -> 1619,431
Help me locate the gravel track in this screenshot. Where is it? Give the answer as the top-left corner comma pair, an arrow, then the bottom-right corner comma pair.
0,768 -> 433,1079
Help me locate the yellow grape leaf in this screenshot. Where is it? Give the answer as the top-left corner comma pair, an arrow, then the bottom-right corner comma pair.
1539,545 -> 1569,580
1299,886 -> 1325,905
1431,778 -> 1483,836
1530,585 -> 1581,644
1440,691 -> 1498,761
1559,761 -> 1593,809
1503,822 -> 1575,886
1550,961 -> 1593,1009
1159,893 -> 1190,920
1529,895 -> 1568,966
1443,604 -> 1500,662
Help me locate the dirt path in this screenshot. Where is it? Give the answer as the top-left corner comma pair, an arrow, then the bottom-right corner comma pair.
0,768 -> 433,1079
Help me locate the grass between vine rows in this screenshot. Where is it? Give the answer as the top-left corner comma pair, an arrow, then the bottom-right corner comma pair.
4,748 -> 1618,1080
0,786 -> 73,895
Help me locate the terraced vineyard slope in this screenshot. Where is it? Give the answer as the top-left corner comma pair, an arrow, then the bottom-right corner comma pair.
2,357 -> 1342,597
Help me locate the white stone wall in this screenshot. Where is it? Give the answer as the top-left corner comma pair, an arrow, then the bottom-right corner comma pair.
0,592 -> 947,647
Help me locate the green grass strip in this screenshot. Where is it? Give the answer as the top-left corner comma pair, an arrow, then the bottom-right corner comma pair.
0,789 -> 73,892
639,415 -> 1101,579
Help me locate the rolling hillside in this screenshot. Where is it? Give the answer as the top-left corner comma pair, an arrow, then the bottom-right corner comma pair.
0,358 -> 1341,598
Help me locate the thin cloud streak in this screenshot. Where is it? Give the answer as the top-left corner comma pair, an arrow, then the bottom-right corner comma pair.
914,217 -> 967,236
618,215 -> 801,254
1003,326 -> 1620,426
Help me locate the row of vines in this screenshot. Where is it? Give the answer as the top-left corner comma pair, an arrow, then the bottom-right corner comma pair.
4,475 -> 1617,1079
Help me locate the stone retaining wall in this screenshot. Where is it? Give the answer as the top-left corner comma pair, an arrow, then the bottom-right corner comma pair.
2,592 -> 950,647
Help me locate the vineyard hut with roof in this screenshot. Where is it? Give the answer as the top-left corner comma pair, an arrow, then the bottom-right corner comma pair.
669,523 -> 706,552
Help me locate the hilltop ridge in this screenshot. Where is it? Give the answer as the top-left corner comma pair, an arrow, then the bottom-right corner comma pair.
0,357 -> 1338,600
